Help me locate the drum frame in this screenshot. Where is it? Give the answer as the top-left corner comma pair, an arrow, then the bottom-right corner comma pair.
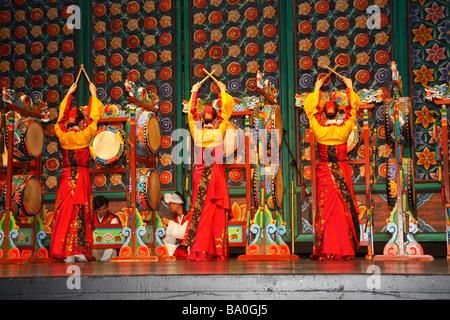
270,167 -> 284,211
0,107 -> 50,263
262,105 -> 283,148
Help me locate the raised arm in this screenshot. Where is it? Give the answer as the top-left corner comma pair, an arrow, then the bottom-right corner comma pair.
55,84 -> 104,150
341,77 -> 361,124
215,82 -> 235,137
187,83 -> 201,133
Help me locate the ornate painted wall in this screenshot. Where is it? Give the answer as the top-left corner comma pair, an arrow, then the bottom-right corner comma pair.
0,0 -> 78,195
409,0 -> 449,181
1,0 -> 449,243
295,0 -> 393,186
189,0 -> 281,191
90,0 -> 178,191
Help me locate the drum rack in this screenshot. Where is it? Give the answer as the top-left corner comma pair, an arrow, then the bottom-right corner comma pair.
225,110 -> 253,248
373,62 -> 433,261
89,117 -> 128,259
309,103 -> 375,259
238,87 -> 298,261
109,109 -> 159,262
0,103 -> 51,264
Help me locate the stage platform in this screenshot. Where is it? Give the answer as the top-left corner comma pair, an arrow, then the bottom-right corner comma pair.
0,256 -> 449,300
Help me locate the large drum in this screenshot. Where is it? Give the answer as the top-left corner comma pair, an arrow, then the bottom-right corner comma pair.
90,126 -> 126,167
136,168 -> 161,211
136,110 -> 161,158
267,166 -> 284,211
11,118 -> 44,160
0,175 -> 42,217
384,97 -> 413,146
347,123 -> 362,157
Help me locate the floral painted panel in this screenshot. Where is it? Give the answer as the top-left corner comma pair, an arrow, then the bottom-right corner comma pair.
409,0 -> 449,181
91,0 -> 177,190
295,0 -> 394,185
190,0 -> 280,101
0,0 -> 78,195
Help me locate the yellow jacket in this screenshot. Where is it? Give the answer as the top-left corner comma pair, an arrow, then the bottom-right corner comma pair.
188,91 -> 235,148
55,94 -> 104,150
304,88 -> 361,145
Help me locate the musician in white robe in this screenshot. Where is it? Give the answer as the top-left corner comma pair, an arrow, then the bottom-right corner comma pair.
161,192 -> 189,259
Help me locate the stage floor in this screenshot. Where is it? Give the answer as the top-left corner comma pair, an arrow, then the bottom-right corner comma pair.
1,257 -> 449,278
1,257 -> 449,300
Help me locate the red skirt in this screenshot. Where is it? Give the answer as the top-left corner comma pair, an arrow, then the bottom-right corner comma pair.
311,144 -> 359,261
50,166 -> 94,260
185,163 -> 230,261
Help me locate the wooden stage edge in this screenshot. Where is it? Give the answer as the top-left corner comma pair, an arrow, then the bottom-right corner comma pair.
1,258 -> 450,299
373,255 -> 435,262
237,255 -> 300,261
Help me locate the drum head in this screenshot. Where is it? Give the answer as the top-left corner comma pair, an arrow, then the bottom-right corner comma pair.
146,169 -> 161,210
146,116 -> 161,154
23,176 -> 42,215
91,129 -> 124,164
26,121 -> 44,158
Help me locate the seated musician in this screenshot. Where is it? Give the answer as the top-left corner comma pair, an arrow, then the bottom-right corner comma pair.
92,195 -> 120,262
160,192 -> 189,259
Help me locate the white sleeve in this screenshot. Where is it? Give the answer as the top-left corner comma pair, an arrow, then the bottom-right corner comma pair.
101,249 -> 117,261
165,220 -> 188,239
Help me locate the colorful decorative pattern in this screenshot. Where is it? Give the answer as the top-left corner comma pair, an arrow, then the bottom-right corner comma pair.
0,0 -> 77,105
0,0 -> 78,195
190,0 -> 280,100
409,0 -> 449,181
91,0 -> 177,190
296,0 -> 394,185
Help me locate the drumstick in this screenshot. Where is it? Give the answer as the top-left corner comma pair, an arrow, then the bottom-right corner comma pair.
322,65 -> 339,81
198,70 -> 216,85
74,65 -> 84,85
81,65 -> 92,84
203,68 -> 220,83
321,64 -> 346,80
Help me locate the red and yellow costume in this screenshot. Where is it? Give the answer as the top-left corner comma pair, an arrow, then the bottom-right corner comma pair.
50,94 -> 104,260
304,88 -> 361,261
182,90 -> 235,261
